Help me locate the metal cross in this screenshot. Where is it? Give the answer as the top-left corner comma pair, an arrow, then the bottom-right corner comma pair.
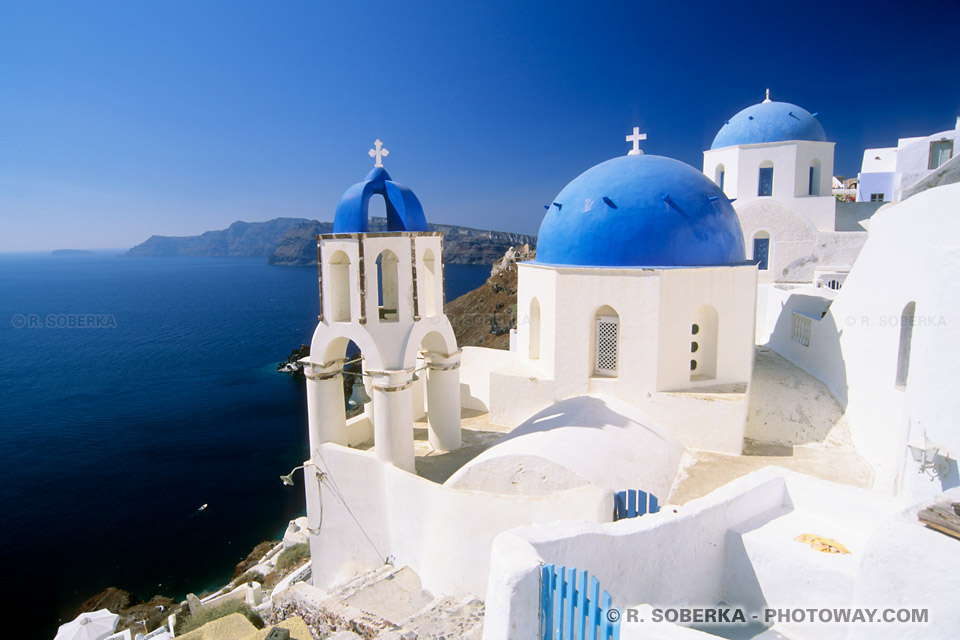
626,127 -> 646,155
369,139 -> 389,167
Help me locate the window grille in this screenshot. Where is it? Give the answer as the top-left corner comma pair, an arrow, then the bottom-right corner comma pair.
792,312 -> 812,347
595,315 -> 619,376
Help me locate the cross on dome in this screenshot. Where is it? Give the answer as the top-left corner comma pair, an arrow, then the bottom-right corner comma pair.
626,127 -> 647,155
763,88 -> 771,103
369,139 -> 389,167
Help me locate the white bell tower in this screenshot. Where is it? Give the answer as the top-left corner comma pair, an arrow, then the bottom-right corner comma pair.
302,143 -> 462,473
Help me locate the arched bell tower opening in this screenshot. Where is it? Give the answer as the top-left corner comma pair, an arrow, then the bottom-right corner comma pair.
422,249 -> 439,317
376,250 -> 400,322
327,250 -> 352,322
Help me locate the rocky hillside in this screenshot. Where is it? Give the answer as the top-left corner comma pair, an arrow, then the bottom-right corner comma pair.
127,218 -> 310,257
268,218 -> 535,266
127,217 -> 535,267
444,245 -> 534,349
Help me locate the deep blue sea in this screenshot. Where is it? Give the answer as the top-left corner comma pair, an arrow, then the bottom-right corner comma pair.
0,252 -> 490,640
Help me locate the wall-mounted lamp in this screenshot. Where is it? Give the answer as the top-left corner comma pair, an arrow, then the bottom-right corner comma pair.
908,441 -> 950,479
280,464 -> 306,486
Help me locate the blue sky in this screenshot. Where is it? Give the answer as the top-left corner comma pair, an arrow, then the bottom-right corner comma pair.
2,0 -> 958,251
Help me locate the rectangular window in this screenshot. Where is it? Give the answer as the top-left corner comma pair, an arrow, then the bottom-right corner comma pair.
870,193 -> 885,202
753,238 -> 769,270
808,166 -> 815,195
718,170 -> 725,190
595,316 -> 619,376
791,313 -> 811,347
929,140 -> 954,170
758,167 -> 773,196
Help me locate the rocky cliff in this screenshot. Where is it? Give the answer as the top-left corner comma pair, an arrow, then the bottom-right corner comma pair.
267,218 -> 535,266
444,245 -> 534,350
127,218 -> 310,257
128,217 -> 535,267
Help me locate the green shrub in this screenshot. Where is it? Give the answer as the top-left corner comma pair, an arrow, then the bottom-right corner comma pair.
275,543 -> 310,575
175,599 -> 264,635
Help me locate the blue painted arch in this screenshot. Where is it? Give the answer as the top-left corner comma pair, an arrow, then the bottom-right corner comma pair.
535,154 -> 746,268
711,101 -> 826,150
333,167 -> 429,233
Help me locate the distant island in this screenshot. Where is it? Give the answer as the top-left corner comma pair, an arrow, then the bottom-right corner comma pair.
127,218 -> 536,266
51,249 -> 95,255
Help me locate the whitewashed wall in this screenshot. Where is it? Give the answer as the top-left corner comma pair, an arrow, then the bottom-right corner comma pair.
483,468 -> 929,640
495,263 -> 756,452
458,346 -> 514,412
307,443 -> 611,599
894,128 -> 960,200
766,184 -> 960,497
704,140 -> 835,231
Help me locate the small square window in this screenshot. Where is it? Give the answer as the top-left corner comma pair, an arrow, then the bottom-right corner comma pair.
870,193 -> 884,202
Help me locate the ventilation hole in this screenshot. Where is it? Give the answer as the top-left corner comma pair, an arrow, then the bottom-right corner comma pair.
748,115 -> 754,120
691,341 -> 699,353
692,323 -> 700,335
691,360 -> 698,371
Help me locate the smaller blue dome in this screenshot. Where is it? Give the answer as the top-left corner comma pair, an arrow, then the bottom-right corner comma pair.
536,155 -> 746,268
711,101 -> 826,150
333,167 -> 428,233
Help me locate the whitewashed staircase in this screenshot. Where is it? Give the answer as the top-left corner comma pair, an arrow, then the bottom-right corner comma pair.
272,563 -> 484,639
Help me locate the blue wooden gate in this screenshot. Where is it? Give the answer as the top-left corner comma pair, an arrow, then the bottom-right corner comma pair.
613,489 -> 659,521
540,564 -> 620,640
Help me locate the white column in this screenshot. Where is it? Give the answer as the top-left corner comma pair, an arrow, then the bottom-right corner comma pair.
425,353 -> 462,452
304,361 -> 348,450
371,371 -> 416,473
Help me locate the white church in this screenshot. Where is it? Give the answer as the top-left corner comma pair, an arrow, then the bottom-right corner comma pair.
279,97 -> 960,640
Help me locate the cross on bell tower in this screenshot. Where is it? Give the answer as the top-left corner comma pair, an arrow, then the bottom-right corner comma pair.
369,139 -> 389,167
626,127 -> 647,156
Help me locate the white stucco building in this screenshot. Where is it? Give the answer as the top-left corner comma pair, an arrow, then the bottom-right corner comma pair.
703,94 -> 867,287
856,117 -> 960,202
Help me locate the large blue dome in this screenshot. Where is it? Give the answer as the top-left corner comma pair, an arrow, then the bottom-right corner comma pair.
711,101 -> 826,150
535,155 -> 746,268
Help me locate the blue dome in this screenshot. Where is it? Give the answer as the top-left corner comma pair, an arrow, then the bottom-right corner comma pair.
711,101 -> 826,150
333,166 -> 429,233
536,155 -> 746,268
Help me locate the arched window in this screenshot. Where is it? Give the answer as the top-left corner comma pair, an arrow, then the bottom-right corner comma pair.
328,250 -> 352,322
715,163 -> 726,191
896,302 -> 915,388
594,305 -> 620,377
808,159 -> 821,196
690,305 -> 718,381
529,298 -> 541,360
376,249 -> 399,322
752,230 -> 770,271
421,249 -> 438,317
758,161 -> 774,197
